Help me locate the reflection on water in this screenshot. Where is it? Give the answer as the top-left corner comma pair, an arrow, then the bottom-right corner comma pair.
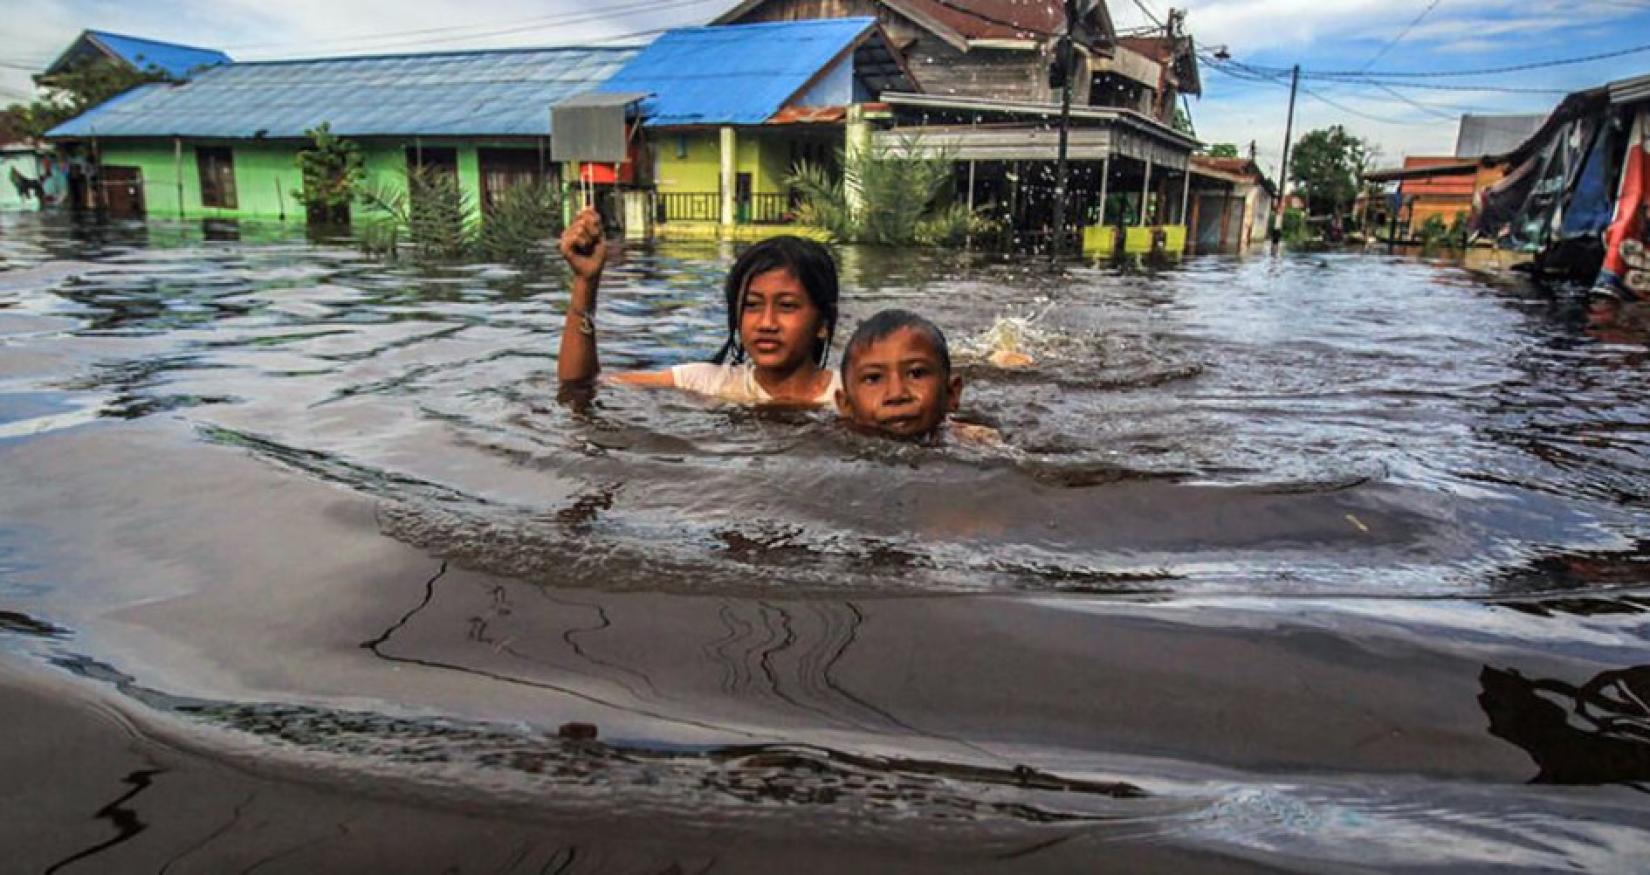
1481,664 -> 1650,789
3,213 -> 1650,870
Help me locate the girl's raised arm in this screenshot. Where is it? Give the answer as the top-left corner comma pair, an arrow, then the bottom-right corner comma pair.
557,208 -> 607,385
555,210 -> 675,389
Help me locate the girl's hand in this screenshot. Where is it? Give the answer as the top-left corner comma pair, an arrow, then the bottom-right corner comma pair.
560,208 -> 607,281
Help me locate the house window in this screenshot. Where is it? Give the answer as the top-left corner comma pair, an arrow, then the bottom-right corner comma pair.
405,146 -> 458,181
477,148 -> 543,213
196,146 -> 237,209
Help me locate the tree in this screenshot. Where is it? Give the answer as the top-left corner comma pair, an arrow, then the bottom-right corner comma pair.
1288,125 -> 1367,219
294,123 -> 365,225
3,61 -> 170,141
1205,143 -> 1240,158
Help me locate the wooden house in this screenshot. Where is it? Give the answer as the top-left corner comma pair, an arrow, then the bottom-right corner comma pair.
1187,155 -> 1274,251
713,0 -> 1117,105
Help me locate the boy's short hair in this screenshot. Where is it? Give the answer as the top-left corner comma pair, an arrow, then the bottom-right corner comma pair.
840,309 -> 951,378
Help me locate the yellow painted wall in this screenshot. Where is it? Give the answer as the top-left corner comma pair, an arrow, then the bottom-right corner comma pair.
653,131 -> 722,194
1082,224 -> 1187,255
653,128 -> 803,196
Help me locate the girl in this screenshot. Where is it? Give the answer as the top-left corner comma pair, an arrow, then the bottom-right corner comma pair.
557,208 -> 841,406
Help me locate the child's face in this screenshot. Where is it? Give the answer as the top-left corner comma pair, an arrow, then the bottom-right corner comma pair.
836,327 -> 961,439
739,268 -> 824,372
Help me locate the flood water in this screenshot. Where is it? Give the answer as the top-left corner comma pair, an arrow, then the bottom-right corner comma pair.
1,212 -> 1647,872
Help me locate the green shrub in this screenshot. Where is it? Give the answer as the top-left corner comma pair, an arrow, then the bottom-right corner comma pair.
476,180 -> 563,265
358,166 -> 474,262
1281,208 -> 1309,244
787,137 -> 997,247
1417,213 -> 1467,250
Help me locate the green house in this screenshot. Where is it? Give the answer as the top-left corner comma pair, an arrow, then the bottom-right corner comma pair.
47,46 -> 637,223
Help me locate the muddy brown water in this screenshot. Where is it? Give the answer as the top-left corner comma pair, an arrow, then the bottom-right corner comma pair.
1,213 -> 1647,872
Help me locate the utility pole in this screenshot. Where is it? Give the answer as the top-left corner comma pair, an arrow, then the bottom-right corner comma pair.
1269,64 -> 1300,244
1050,0 -> 1080,263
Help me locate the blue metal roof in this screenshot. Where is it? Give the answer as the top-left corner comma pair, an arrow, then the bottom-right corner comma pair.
48,46 -> 638,140
598,18 -> 877,127
86,31 -> 231,79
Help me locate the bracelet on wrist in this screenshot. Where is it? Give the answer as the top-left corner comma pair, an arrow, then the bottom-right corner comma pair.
568,305 -> 595,336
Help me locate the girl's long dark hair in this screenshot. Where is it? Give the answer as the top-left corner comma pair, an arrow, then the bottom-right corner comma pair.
711,236 -> 839,367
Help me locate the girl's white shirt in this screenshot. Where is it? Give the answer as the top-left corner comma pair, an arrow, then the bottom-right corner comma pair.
670,362 -> 841,406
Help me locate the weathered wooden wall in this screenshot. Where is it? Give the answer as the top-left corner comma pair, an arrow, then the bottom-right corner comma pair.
724,0 -> 1081,105
905,41 -> 1077,104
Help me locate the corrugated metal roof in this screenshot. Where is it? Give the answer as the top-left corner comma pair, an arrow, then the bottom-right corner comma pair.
1610,73 -> 1650,105
48,46 -> 637,140
598,18 -> 876,127
87,31 -> 231,79
1453,114 -> 1545,159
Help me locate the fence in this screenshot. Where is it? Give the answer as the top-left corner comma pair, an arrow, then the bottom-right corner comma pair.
655,191 -> 796,225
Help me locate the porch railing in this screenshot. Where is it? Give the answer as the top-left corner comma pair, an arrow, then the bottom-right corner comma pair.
655,191 -> 797,225
657,192 -> 720,223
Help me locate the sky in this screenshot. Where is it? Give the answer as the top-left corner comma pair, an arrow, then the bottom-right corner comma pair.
3,0 -> 1650,179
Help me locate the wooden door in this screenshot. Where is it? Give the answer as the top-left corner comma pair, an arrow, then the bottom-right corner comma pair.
102,166 -> 144,218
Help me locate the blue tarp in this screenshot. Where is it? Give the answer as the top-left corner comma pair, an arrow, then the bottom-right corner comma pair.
597,18 -> 875,127
1561,120 -> 1617,238
87,31 -> 231,79
48,47 -> 637,140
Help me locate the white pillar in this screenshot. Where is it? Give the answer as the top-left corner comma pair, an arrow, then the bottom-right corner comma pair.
845,104 -> 870,219
1097,155 -> 1110,225
719,125 -> 737,229
1139,158 -> 1153,226
1180,168 -> 1192,225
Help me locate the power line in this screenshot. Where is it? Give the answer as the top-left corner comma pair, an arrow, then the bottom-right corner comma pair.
1254,40 -> 1650,79
1202,57 -> 1435,126
1367,80 -> 1457,120
227,0 -> 715,53
240,0 -> 716,58
1131,0 -> 1165,28
1358,0 -> 1443,73
1330,79 -> 1568,95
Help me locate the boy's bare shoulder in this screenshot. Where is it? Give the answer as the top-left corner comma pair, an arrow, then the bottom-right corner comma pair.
948,421 -> 1004,447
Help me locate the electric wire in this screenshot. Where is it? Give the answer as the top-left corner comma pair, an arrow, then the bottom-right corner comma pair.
1358,0 -> 1443,73
1130,0 -> 1165,28
226,0 -> 717,54
234,0 -> 718,58
1248,40 -> 1650,80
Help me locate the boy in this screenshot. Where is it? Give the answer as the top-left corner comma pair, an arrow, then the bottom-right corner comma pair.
836,309 -> 992,443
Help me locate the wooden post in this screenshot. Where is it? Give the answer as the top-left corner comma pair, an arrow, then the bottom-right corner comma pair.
1139,158 -> 1152,226
966,159 -> 976,212
173,137 -> 184,219
1188,192 -> 1201,252
719,125 -> 736,230
1218,190 -> 1234,249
